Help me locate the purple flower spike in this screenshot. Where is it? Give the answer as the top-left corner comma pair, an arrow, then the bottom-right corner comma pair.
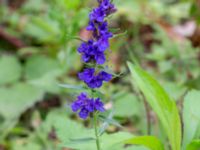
77,0 -> 116,65
71,0 -> 117,119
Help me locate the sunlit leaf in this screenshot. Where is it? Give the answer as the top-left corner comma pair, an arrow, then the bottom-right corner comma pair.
50,111 -> 132,150
125,136 -> 165,150
0,83 -> 44,119
114,92 -> 144,117
25,55 -> 63,93
25,55 -> 62,80
0,56 -> 21,85
127,62 -> 181,150
182,90 -> 200,150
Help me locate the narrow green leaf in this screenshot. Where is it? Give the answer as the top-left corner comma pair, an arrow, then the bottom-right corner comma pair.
69,137 -> 96,143
0,56 -> 21,85
99,116 -> 122,128
127,62 -> 181,150
99,111 -> 122,136
182,90 -> 200,150
125,136 -> 165,150
58,83 -> 85,90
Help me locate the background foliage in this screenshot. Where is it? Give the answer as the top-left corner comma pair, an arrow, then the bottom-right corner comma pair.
0,0 -> 200,150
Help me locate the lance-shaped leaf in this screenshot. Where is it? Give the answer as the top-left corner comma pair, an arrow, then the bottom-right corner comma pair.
125,136 -> 165,150
182,90 -> 200,150
127,62 -> 181,150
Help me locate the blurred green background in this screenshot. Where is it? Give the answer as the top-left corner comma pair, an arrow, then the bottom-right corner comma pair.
0,0 -> 200,149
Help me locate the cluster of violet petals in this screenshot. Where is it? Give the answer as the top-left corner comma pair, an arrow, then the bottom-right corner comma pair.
71,0 -> 116,119
71,93 -> 105,119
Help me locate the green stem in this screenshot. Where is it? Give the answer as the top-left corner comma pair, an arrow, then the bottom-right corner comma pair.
94,112 -> 101,150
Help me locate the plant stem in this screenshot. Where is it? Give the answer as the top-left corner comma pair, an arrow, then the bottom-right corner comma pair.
94,112 -> 101,150
143,98 -> 151,135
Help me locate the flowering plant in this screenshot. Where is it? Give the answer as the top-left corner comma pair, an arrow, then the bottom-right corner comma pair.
70,0 -> 116,149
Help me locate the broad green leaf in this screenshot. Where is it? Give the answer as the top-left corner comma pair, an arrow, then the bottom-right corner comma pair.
127,62 -> 181,150
114,92 -> 144,117
23,16 -> 60,43
0,56 -> 21,85
0,83 -> 44,140
12,142 -> 41,150
182,90 -> 200,150
25,55 -> 63,93
48,111 -> 132,150
186,140 -> 200,150
47,111 -> 96,149
102,132 -> 133,150
25,55 -> 62,80
28,73 -> 60,94
0,83 -> 44,119
125,136 -> 165,150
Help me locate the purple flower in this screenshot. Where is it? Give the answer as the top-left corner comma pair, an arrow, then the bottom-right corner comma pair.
87,77 -> 103,89
94,98 -> 105,112
86,21 -> 96,31
98,22 -> 109,34
96,22 -> 113,51
71,93 -> 87,112
89,7 -> 106,23
100,0 -> 117,15
78,68 -> 95,83
77,40 -> 107,64
98,71 -> 112,81
79,108 -> 89,119
78,69 -> 112,89
97,0 -> 117,15
95,51 -> 106,64
96,37 -> 110,51
71,93 -> 105,119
